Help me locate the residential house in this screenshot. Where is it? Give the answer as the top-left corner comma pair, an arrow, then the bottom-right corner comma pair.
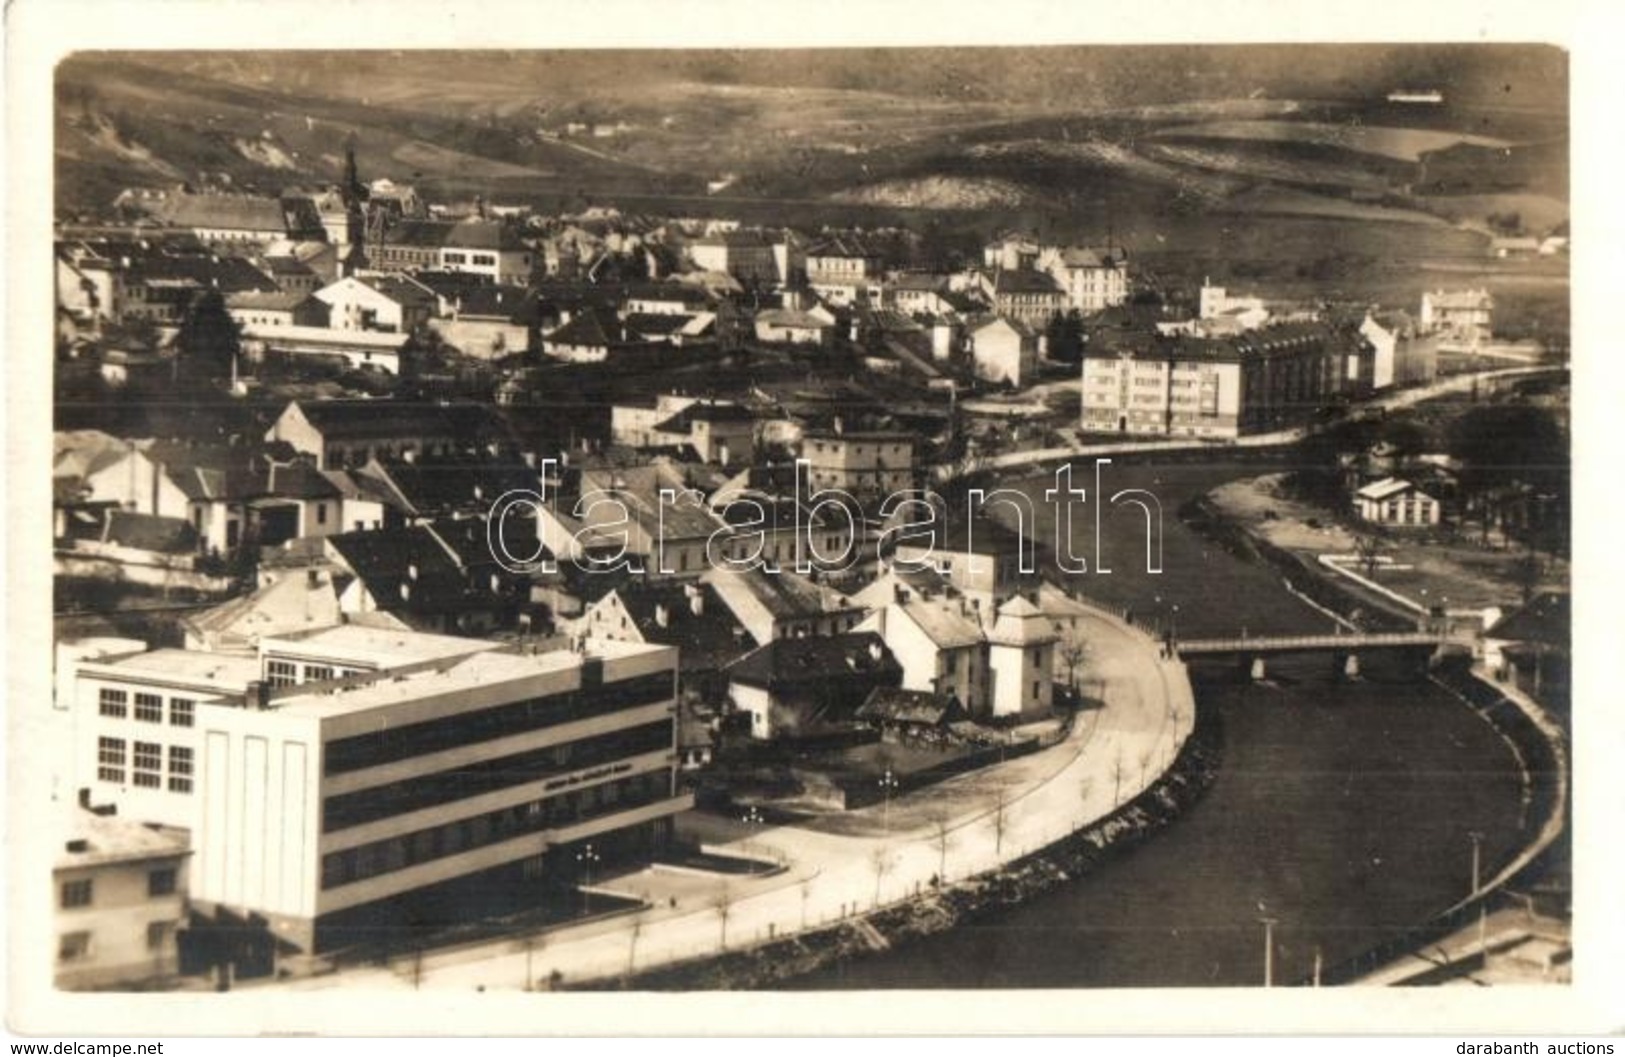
541,307 -> 658,364
1420,289 -> 1493,350
313,275 -> 438,334
368,218 -> 534,284
53,809 -> 190,991
1039,245 -> 1130,315
686,230 -> 781,286
350,450 -> 541,527
753,305 -> 836,347
181,566 -> 344,652
322,517 -> 542,635
970,316 -> 1040,388
985,594 -> 1056,719
573,581 -> 751,703
1359,309 -> 1438,390
1483,592 -> 1569,708
225,290 -> 330,331
799,428 -> 916,500
1354,477 -> 1443,528
152,192 -> 302,243
856,591 -> 987,716
702,565 -> 865,646
576,462 -> 729,579
724,632 -> 901,740
979,269 -> 1065,328
1080,321 -> 1361,439
982,234 -> 1040,272
856,687 -> 967,745
265,399 -> 516,471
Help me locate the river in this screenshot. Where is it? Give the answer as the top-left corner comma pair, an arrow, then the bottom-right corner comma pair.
789,455 -> 1530,988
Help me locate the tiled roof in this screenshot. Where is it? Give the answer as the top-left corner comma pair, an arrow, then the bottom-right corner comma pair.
156,193 -> 289,234
1487,592 -> 1570,648
990,269 -> 1063,295
609,583 -> 751,672
288,399 -> 513,445
856,686 -> 963,726
104,510 -> 199,554
361,452 -> 540,517
725,631 -> 900,691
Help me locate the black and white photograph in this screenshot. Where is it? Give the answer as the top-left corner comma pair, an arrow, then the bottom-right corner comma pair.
5,0 -> 1617,1040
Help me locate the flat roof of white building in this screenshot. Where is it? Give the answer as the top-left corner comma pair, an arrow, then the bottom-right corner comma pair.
267,638 -> 671,721
260,624 -> 499,670
81,648 -> 262,695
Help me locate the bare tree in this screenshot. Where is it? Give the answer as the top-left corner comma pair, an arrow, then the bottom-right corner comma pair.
1355,534 -> 1383,580
990,789 -> 1011,856
1111,752 -> 1126,807
1060,637 -> 1091,693
1075,776 -> 1094,832
1138,748 -> 1152,788
931,812 -> 954,881
626,918 -> 642,976
712,883 -> 734,951
870,846 -> 897,908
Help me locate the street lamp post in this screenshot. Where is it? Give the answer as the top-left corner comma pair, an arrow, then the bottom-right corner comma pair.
1260,915 -> 1278,988
1468,831 -> 1484,897
576,843 -> 600,915
879,768 -> 899,836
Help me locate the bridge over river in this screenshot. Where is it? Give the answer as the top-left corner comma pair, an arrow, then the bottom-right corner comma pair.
1173,631 -> 1449,679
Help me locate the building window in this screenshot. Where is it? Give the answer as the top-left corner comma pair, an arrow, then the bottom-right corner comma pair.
134,693 -> 163,723
267,660 -> 298,688
97,737 -> 125,783
316,503 -> 328,526
148,869 -> 177,898
58,932 -> 92,962
168,747 -> 194,794
146,921 -> 173,952
304,665 -> 334,683
170,698 -> 194,728
98,689 -> 127,718
60,880 -> 93,909
132,741 -> 163,788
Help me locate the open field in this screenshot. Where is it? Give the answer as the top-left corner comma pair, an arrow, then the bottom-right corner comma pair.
1152,119 -> 1512,161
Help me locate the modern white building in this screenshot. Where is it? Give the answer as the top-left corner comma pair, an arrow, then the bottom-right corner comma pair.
63,625 -> 689,958
1354,477 -> 1442,528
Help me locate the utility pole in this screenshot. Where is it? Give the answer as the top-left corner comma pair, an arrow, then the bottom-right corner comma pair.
1468,831 -> 1484,896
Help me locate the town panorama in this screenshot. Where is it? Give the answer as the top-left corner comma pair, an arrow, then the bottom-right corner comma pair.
40,45 -> 1570,999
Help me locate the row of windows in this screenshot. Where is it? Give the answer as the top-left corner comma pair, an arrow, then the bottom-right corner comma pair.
319,770 -> 673,890
57,921 -> 175,963
98,689 -> 194,727
321,719 -> 673,832
266,659 -> 354,688
58,868 -> 176,912
322,670 -> 674,776
97,738 -> 192,793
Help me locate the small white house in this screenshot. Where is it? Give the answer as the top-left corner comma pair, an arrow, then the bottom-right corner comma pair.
970,316 -> 1039,388
1354,477 -> 1441,528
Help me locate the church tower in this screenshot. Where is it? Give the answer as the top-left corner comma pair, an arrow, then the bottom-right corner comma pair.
339,138 -> 370,276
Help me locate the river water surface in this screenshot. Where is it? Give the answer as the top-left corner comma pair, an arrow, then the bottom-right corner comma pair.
791,457 -> 1529,988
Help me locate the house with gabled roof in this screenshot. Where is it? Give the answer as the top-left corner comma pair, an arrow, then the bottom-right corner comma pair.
265,398 -> 515,470
724,632 -> 901,740
572,581 -> 751,702
321,517 -> 542,635
702,565 -> 864,646
1354,477 -> 1442,528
